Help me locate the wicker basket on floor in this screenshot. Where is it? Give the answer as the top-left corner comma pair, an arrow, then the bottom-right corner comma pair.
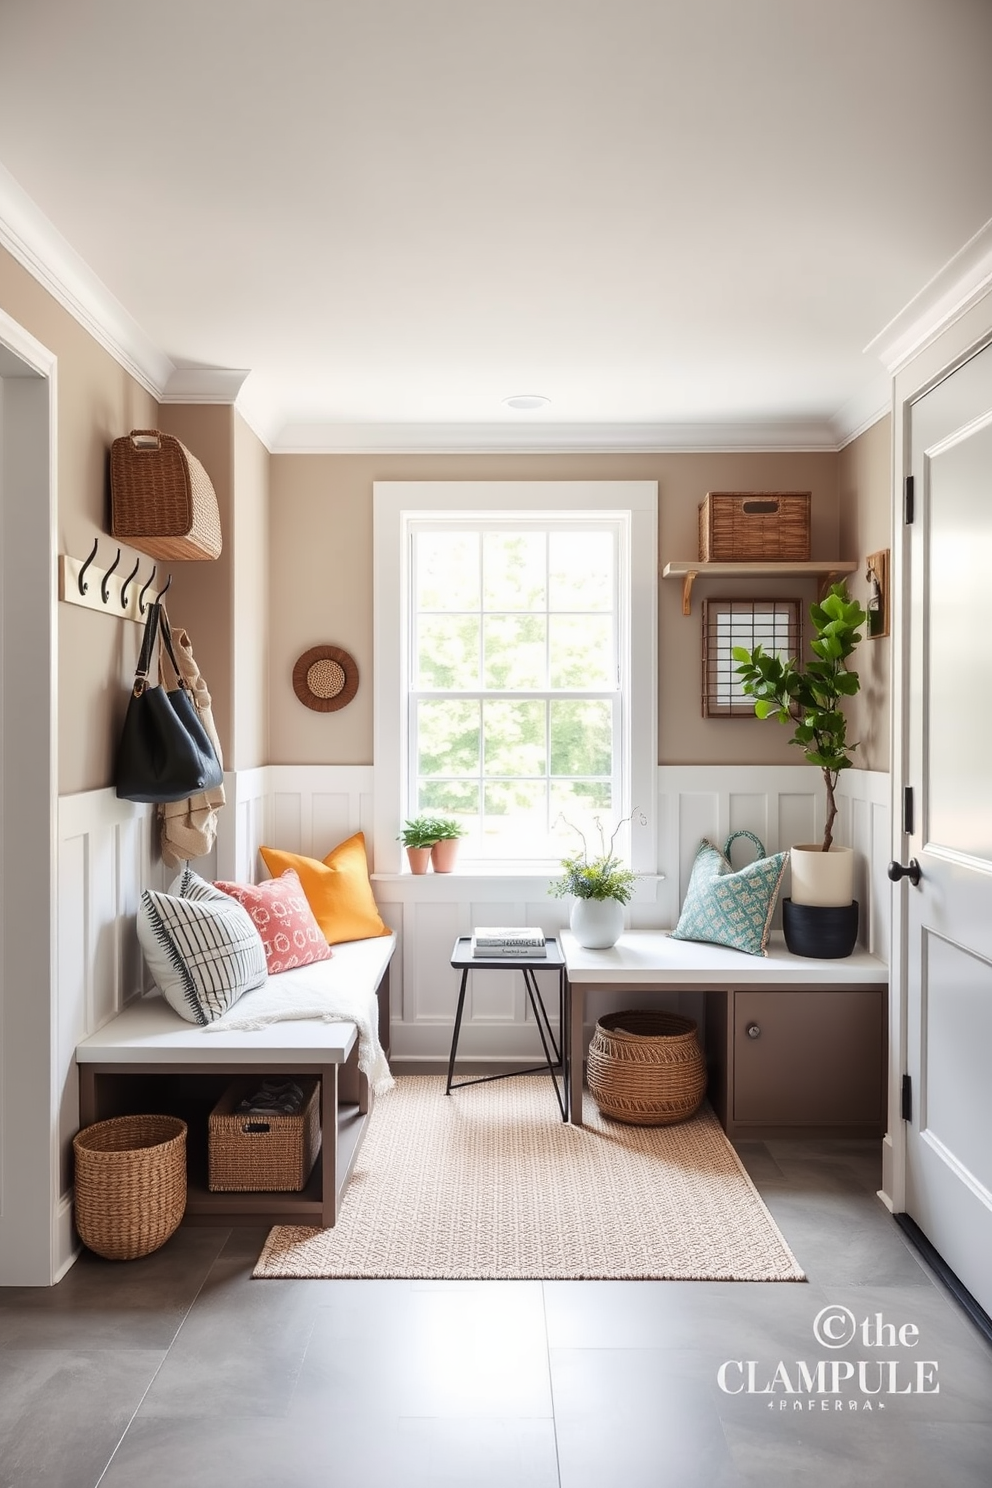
73,1114 -> 187,1260
587,1011 -> 707,1126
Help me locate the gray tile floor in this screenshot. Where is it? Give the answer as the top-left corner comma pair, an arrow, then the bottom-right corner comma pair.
3,1132 -> 991,1488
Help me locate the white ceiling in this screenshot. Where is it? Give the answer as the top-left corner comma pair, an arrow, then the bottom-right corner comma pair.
1,0 -> 991,451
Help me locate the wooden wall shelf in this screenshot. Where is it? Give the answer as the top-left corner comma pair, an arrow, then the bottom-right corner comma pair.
662,560 -> 859,615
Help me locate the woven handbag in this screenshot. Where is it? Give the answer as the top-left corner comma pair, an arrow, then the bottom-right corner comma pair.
671,829 -> 788,956
110,428 -> 222,560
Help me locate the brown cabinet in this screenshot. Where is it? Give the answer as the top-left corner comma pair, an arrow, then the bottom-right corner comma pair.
705,986 -> 886,1139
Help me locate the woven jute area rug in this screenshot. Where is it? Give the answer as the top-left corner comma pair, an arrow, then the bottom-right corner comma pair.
253,1075 -> 805,1281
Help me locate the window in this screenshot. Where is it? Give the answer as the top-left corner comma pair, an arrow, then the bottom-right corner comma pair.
373,482 -> 657,874
410,519 -> 620,859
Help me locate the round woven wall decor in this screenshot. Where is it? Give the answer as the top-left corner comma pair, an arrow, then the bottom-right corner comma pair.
292,645 -> 359,712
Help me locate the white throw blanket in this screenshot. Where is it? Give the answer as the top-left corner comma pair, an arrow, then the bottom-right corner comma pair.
204,953 -> 395,1094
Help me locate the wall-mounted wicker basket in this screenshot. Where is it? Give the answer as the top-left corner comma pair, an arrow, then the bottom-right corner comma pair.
699,492 -> 811,562
110,429 -> 222,561
586,1011 -> 707,1126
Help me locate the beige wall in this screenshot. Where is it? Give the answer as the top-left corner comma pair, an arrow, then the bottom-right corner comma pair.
232,412 -> 270,769
156,405 -> 236,759
0,245 -> 160,794
0,234 -> 891,789
269,450 -> 846,766
839,416 -> 892,772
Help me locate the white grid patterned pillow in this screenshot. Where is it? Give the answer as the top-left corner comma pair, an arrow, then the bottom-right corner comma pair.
138,870 -> 267,1024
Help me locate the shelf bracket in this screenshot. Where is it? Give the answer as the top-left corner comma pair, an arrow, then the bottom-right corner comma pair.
681,569 -> 698,616
817,570 -> 843,601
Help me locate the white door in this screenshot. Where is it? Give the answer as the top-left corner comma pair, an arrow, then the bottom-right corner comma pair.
902,336 -> 992,1315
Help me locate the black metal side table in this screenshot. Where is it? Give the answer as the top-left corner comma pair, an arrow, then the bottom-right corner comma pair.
445,937 -> 567,1120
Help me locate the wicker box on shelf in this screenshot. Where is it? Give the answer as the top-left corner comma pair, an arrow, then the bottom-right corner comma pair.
699,492 -> 811,562
586,1011 -> 707,1126
208,1079 -> 321,1192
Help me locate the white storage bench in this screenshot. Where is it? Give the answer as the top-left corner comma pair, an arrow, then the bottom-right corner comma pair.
75,935 -> 395,1229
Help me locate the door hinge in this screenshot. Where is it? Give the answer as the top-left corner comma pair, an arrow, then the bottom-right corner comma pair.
903,786 -> 915,836
901,1074 -> 913,1122
905,475 -> 915,524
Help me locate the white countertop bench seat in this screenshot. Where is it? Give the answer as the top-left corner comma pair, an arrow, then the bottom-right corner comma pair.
561,930 -> 889,1138
75,934 -> 396,1228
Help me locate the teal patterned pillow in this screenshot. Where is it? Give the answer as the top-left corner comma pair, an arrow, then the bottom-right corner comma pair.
671,831 -> 788,957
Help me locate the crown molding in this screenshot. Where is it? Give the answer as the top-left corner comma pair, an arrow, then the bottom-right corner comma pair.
0,161 -> 174,398
161,367 -> 251,404
830,372 -> 891,449
272,417 -> 840,455
865,216 -> 992,374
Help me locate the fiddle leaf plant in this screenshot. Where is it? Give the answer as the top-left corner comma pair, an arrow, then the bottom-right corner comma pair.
733,583 -> 867,854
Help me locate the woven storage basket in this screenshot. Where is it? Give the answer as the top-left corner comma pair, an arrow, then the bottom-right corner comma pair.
208,1078 -> 321,1192
699,492 -> 811,562
110,428 -> 223,560
73,1114 -> 187,1260
586,1011 -> 707,1126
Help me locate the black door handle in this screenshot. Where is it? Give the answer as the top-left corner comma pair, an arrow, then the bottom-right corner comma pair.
887,859 -> 921,886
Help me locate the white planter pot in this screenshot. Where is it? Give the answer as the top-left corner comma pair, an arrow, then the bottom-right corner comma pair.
570,897 -> 625,949
789,844 -> 854,907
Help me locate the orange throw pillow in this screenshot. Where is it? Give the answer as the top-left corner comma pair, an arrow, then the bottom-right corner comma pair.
258,832 -> 390,946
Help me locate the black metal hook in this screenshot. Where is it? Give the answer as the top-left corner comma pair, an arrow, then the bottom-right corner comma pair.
100,547 -> 122,605
138,565 -> 158,615
155,572 -> 173,603
78,537 -> 99,596
119,556 -> 141,609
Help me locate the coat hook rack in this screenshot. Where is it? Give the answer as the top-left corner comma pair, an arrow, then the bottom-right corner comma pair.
58,539 -> 161,624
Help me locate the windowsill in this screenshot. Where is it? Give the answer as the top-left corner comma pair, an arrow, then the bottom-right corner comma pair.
371,869 -> 666,896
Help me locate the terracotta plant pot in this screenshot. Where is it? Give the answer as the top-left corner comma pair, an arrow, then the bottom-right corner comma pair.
430,838 -> 460,873
406,846 -> 432,875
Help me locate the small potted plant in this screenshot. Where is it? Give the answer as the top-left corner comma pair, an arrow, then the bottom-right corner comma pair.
733,582 -> 867,957
428,816 -> 465,873
548,811 -> 643,948
398,815 -> 441,874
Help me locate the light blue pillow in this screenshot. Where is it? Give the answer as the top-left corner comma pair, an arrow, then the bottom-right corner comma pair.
671,831 -> 788,957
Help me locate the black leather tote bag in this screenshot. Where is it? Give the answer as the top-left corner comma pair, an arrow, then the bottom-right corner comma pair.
115,602 -> 223,803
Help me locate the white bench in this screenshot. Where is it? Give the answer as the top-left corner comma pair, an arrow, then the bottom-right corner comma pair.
562,930 -> 888,1138
76,935 -> 395,1228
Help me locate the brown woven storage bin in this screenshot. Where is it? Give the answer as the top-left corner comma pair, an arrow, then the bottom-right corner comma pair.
73,1114 -> 187,1260
208,1079 -> 321,1192
110,428 -> 223,561
699,492 -> 811,562
587,1011 -> 707,1126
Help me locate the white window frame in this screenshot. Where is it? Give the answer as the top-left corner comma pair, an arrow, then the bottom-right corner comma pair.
373,481 -> 657,876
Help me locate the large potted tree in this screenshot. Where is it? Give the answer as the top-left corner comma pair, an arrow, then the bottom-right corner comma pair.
733,583 -> 867,957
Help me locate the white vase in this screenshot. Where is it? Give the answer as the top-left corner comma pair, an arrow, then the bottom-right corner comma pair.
570,897 -> 625,949
789,844 -> 854,907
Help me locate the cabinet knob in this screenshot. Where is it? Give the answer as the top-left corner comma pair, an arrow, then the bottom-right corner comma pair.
745,1022 -> 761,1040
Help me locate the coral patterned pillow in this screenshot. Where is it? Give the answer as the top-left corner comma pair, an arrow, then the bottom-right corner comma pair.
214,869 -> 333,975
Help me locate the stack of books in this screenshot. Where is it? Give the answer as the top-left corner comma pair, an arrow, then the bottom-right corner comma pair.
470,926 -> 547,958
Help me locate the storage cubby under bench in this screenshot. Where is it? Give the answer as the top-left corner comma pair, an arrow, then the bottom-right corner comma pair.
75,936 -> 394,1229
